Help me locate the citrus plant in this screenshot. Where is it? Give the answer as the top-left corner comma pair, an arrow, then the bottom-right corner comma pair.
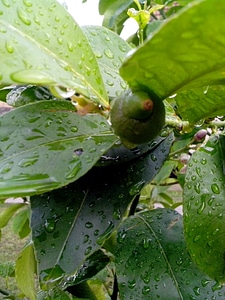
1,0 -> 225,299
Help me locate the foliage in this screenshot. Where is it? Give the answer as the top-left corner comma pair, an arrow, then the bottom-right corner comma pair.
1,0 -> 225,299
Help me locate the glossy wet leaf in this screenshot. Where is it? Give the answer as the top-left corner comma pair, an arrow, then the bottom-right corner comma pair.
120,0 -> 225,123
0,0 -> 108,106
115,209 -> 225,299
99,0 -> 135,34
0,100 -> 117,198
15,242 -> 36,300
30,133 -> 173,284
82,25 -> 131,98
183,135 -> 225,283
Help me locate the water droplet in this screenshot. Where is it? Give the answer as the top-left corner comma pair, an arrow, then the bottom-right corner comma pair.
104,49 -> 114,59
106,80 -> 114,87
194,183 -> 201,194
5,41 -> 14,53
197,200 -> 206,215
127,279 -> 136,289
200,158 -> 207,165
23,0 -> 32,6
176,257 -> 183,266
193,235 -> 201,242
212,228 -> 219,236
11,70 -> 56,84
17,7 -> 31,25
85,246 -> 92,255
85,222 -> 93,229
0,161 -> 13,174
67,41 -> 73,52
142,286 -> 150,295
18,156 -> 38,167
57,37 -> 63,45
83,234 -> 89,243
211,183 -> 220,194
2,0 -> 10,7
143,238 -> 151,249
44,219 -> 55,233
94,50 -> 102,58
193,286 -> 200,296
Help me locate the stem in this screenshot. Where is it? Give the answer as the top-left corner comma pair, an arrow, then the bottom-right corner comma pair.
133,0 -> 142,11
138,28 -> 144,45
169,137 -> 195,158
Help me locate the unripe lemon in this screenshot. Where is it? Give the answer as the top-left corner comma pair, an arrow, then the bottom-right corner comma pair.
110,90 -> 165,145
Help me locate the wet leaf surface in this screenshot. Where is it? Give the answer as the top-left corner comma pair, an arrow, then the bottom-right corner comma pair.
83,25 -> 131,99
0,0 -> 108,106
30,133 -> 173,284
120,0 -> 225,123
0,100 -> 117,198
184,135 -> 225,283
115,209 -> 225,299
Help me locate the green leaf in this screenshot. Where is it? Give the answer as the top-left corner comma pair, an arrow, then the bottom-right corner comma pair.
0,100 -> 117,198
0,0 -> 108,106
0,261 -> 15,278
175,86 -> 225,123
12,206 -> 31,239
183,135 -> 225,283
0,203 -> 25,228
99,0 -> 134,33
120,0 -> 225,123
115,209 -> 225,299
15,242 -> 36,300
82,26 -> 132,98
30,133 -> 173,283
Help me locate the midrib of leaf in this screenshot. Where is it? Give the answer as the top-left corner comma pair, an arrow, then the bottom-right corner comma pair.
0,20 -> 108,107
55,190 -> 89,271
137,214 -> 184,300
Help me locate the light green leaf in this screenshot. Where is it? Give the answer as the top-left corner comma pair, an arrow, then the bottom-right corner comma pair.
115,209 -> 225,299
120,0 -> 225,123
0,0 -> 108,106
0,100 -> 117,198
15,242 -> 36,300
183,135 -> 225,283
12,206 -> 31,239
82,25 -> 132,98
0,203 -> 25,228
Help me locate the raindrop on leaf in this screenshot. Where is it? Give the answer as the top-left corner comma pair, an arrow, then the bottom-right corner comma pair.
17,7 -> 31,25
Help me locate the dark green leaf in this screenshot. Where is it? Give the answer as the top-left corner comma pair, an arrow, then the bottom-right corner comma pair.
0,0 -> 108,106
115,209 -> 225,299
120,0 -> 225,123
30,133 -> 173,283
0,100 -> 117,198
82,26 -> 131,98
183,135 -> 225,283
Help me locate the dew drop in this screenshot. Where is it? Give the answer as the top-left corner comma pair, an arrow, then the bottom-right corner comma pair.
17,7 -> 31,25
201,158 -> 207,165
0,161 -> 13,174
104,49 -> 114,59
211,183 -> 220,194
18,157 -> 38,167
142,286 -> 150,295
94,50 -> 102,58
5,41 -> 14,54
23,0 -> 32,6
85,222 -> 93,229
67,41 -> 73,52
128,279 -> 136,289
2,0 -> 10,7
44,219 -> 55,233
85,246 -> 92,255
193,235 -> 201,242
197,200 -> 206,215
11,70 -> 56,85
194,183 -> 201,194
83,234 -> 89,243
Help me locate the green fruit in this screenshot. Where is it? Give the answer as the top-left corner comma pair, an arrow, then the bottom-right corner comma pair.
110,90 -> 165,145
